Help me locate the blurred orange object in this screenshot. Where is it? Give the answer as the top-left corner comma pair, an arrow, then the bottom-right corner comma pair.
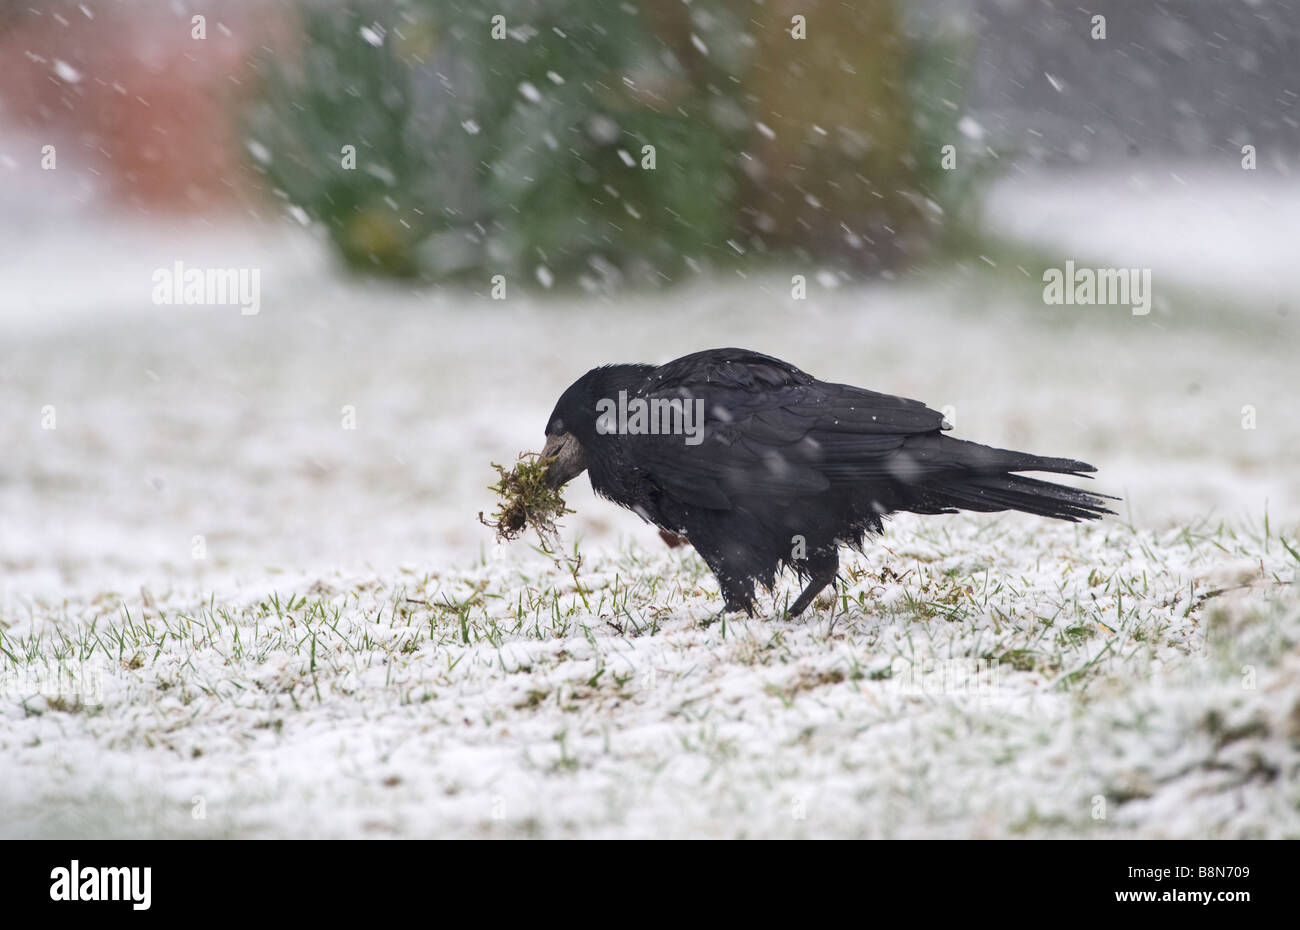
0,2 -> 290,212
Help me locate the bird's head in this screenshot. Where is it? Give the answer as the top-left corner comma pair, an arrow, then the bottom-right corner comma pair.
542,363 -> 650,490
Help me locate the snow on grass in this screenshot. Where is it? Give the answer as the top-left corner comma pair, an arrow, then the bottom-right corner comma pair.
1,514 -> 1297,839
2,182 -> 1298,836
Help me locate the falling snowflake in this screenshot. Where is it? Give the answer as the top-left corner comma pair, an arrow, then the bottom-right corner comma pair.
246,140 -> 272,165
957,116 -> 985,141
53,59 -> 82,83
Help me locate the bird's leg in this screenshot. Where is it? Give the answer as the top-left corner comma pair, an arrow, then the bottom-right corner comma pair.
787,550 -> 840,617
700,605 -> 727,628
788,575 -> 833,617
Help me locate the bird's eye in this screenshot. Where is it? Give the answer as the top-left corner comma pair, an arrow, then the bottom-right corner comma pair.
550,419 -> 564,434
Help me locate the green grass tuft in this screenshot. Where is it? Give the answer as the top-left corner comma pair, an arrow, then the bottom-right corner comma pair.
479,453 -> 573,547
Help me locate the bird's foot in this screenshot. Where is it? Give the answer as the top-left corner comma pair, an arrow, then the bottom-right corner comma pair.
701,597 -> 752,627
699,605 -> 728,628
788,573 -> 837,618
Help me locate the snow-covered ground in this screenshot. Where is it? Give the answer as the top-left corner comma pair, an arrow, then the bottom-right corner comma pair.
985,164 -> 1300,315
1,169 -> 1298,837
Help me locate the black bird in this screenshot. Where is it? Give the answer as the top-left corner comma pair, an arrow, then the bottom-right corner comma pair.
541,348 -> 1115,617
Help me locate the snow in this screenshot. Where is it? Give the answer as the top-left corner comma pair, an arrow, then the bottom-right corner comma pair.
2,515 -> 1295,838
246,139 -> 272,165
984,166 -> 1300,313
52,59 -> 81,83
956,116 -> 984,141
1,168 -> 1298,838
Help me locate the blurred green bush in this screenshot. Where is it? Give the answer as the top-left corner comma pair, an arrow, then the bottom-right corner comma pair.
244,0 -> 995,287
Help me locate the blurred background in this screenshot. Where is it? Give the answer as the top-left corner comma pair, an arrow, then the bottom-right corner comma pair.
2,0 -> 1298,598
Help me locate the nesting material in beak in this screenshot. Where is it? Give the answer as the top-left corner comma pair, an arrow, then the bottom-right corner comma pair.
480,452 -> 573,545
542,431 -> 588,489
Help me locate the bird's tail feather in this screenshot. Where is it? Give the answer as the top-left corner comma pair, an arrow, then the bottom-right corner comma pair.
904,436 -> 1117,521
930,436 -> 1098,478
931,472 -> 1117,522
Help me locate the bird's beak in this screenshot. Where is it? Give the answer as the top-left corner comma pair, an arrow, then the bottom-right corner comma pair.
542,432 -> 588,489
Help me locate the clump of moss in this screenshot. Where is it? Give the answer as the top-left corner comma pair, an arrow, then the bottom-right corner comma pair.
479,453 -> 572,545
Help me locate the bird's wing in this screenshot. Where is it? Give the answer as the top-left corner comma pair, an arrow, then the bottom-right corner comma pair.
645,348 -> 815,392
627,357 -> 950,510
